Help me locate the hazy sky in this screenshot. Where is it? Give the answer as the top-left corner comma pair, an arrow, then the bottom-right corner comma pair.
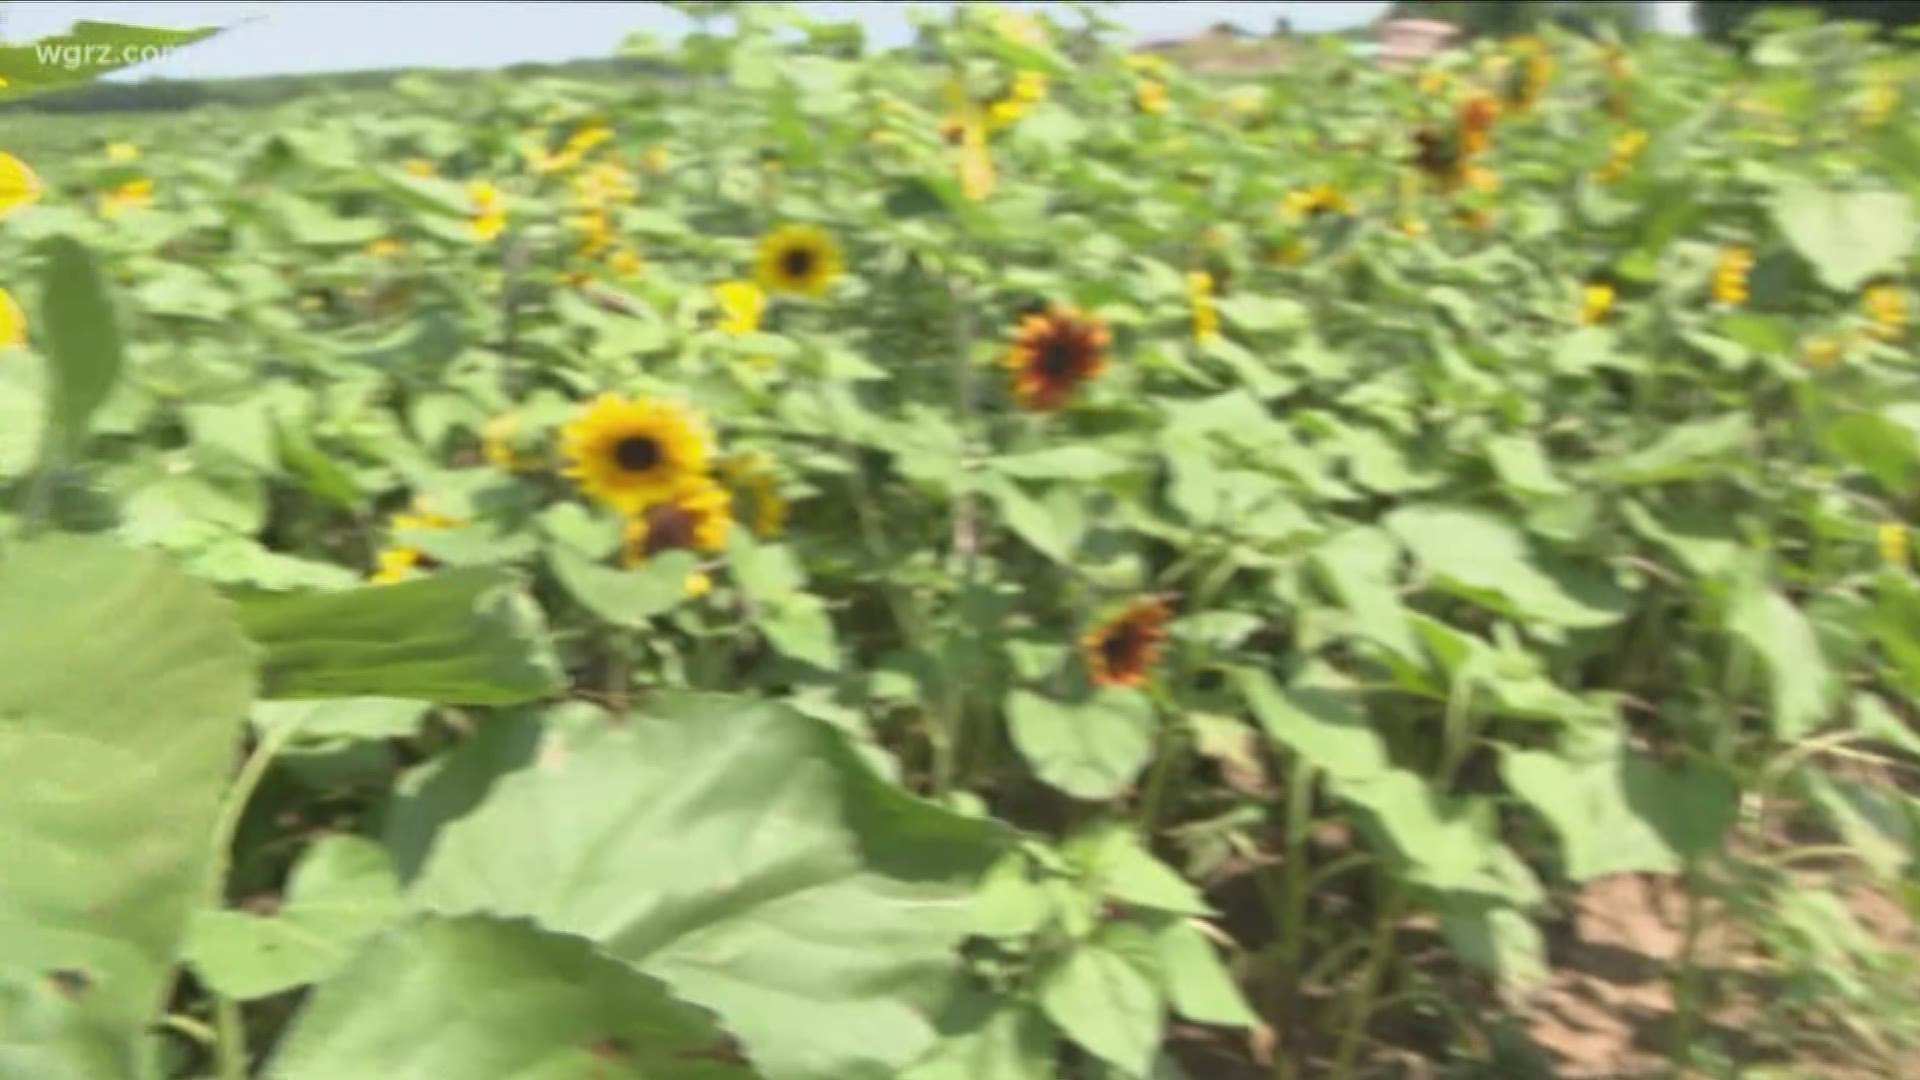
5,2 -> 1699,81
3,2 -> 1399,80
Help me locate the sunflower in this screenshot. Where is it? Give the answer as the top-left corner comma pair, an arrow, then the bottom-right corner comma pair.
1412,126 -> 1467,189
1458,91 -> 1501,155
1504,37 -> 1553,113
721,451 -> 789,538
643,144 -> 671,174
1865,282 -> 1906,340
105,141 -> 140,162
1136,79 -> 1169,115
561,393 -> 713,511
1712,246 -> 1753,307
1005,305 -> 1110,412
0,287 -> 25,349
371,546 -> 425,585
1882,522 -> 1910,568
469,180 -> 507,241
482,413 -> 530,472
1282,184 -> 1351,220
621,474 -> 734,565
99,177 -> 153,219
365,237 -> 404,258
0,152 -> 42,218
714,280 -> 766,335
958,115 -> 996,202
755,224 -> 843,297
1186,270 -> 1220,342
1803,335 -> 1841,370
403,158 -> 437,178
1082,597 -> 1171,689
606,247 -> 644,278
1580,281 -> 1616,325
1593,129 -> 1648,185
1860,80 -> 1898,128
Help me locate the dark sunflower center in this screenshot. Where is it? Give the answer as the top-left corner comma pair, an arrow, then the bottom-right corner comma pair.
642,503 -> 696,556
780,245 -> 817,279
1100,624 -> 1140,668
613,435 -> 662,472
1037,335 -> 1079,380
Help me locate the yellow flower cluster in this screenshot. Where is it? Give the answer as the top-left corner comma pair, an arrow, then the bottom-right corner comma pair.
99,177 -> 154,219
371,498 -> 465,584
0,152 -> 39,347
1864,282 -> 1906,340
1187,270 -> 1220,342
1593,129 -> 1649,185
1712,246 -> 1753,307
468,180 -> 507,241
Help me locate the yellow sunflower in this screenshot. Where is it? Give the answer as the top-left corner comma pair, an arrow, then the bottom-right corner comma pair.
721,451 -> 789,537
1593,129 -> 1648,185
1865,282 -> 1906,340
1882,522 -> 1911,567
1712,246 -> 1753,307
561,393 -> 713,511
1282,183 -> 1351,220
755,224 -> 843,297
1580,282 -> 1616,324
0,287 -> 25,349
482,413 -> 531,472
1803,336 -> 1841,370
371,546 -> 424,585
713,280 -> 767,335
622,474 -> 734,565
469,180 -> 507,241
1082,596 -> 1172,689
1136,79 -> 1169,115
1005,305 -> 1110,412
105,141 -> 140,162
1186,270 -> 1220,342
365,237 -> 404,258
0,153 -> 42,219
99,177 -> 153,219
403,158 -> 437,178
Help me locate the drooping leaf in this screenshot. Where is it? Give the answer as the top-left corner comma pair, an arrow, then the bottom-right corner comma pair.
1151,918 -> 1257,1028
184,837 -> 404,1000
266,916 -> 754,1080
35,236 -> 124,459
410,694 -> 1005,1080
1386,506 -> 1623,628
0,537 -> 255,1076
233,568 -> 562,703
1726,575 -> 1836,740
1501,745 -> 1738,880
1006,689 -> 1157,801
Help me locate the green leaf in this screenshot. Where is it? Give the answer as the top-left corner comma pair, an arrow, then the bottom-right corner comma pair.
1334,770 -> 1512,895
0,538 -> 255,1076
902,996 -> 1055,1080
728,532 -> 806,605
548,547 -> 696,627
1213,296 -> 1307,334
1386,507 -> 1622,628
234,569 -> 562,704
1066,825 -> 1212,916
1800,767 -> 1916,878
381,711 -> 548,882
267,916 -> 753,1079
1039,940 -> 1164,1078
1598,414 -> 1752,486
251,697 -> 430,744
1822,411 -> 1920,495
0,22 -> 221,100
993,447 -> 1130,482
1726,576 -> 1835,740
1437,900 -> 1548,991
1501,746 -> 1737,880
1486,434 -> 1571,497
1152,919 -> 1256,1028
1235,667 -> 1390,783
1771,185 -> 1914,292
1006,689 -> 1157,801
969,855 -> 1051,939
1312,527 -> 1420,662
185,837 -> 404,1001
35,236 -> 124,458
410,693 -> 1005,1080
1873,569 -> 1920,699
759,597 -> 843,670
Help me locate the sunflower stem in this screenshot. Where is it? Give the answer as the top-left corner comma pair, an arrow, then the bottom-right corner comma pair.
940,272 -> 981,795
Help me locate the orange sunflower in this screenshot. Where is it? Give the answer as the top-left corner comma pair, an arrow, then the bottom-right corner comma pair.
1005,306 -> 1110,412
1082,597 -> 1172,688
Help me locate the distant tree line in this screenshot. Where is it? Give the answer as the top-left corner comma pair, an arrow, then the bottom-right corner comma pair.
1387,1 -> 1644,38
1692,1 -> 1920,39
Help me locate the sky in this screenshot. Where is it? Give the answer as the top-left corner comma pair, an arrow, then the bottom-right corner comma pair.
3,2 -> 1695,81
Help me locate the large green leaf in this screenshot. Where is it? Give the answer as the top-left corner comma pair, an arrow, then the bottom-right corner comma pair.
548,547 -> 697,627
0,538 -> 256,1078
0,22 -> 221,100
35,236 -> 124,459
266,916 -> 753,1080
1039,937 -> 1164,1078
184,837 -> 404,1001
1236,667 -> 1390,783
1501,745 -> 1737,880
1385,507 -> 1622,628
410,694 -> 1005,1080
1771,185 -> 1914,292
233,569 -> 562,703
1598,414 -> 1753,486
1726,575 -> 1835,740
1006,689 -> 1157,801
902,995 -> 1055,1080
1311,527 -> 1419,662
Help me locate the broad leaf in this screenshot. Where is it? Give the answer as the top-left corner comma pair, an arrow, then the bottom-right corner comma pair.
0,538 -> 255,1076
548,547 -> 696,627
35,236 -> 124,459
410,694 -> 1005,1080
1006,689 -> 1157,801
185,837 -> 403,1000
267,916 -> 753,1079
1501,746 -> 1737,880
1772,185 -> 1914,292
234,569 -> 562,703
1039,940 -> 1164,1078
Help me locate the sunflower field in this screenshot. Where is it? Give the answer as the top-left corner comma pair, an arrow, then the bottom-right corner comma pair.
6,5 -> 1920,1078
